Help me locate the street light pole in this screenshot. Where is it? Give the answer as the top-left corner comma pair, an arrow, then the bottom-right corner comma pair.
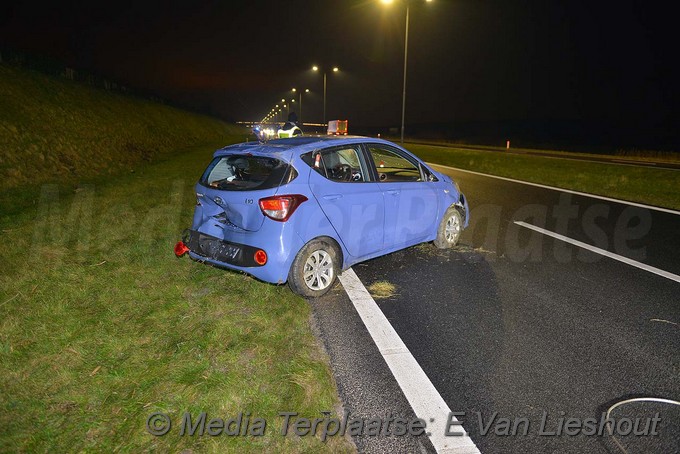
302,89 -> 309,124
323,72 -> 327,126
382,0 -> 432,144
313,66 -> 338,127
401,5 -> 409,145
293,88 -> 310,124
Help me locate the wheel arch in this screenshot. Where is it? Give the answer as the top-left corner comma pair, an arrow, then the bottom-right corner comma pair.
308,235 -> 344,269
285,234 -> 346,279
287,234 -> 344,298
453,203 -> 467,224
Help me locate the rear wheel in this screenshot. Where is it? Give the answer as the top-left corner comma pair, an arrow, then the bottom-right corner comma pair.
434,206 -> 463,249
288,239 -> 340,298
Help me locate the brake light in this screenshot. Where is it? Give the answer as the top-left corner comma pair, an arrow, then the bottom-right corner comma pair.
259,195 -> 308,222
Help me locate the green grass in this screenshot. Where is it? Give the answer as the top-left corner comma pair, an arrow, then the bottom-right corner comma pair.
0,63 -> 248,213
0,145 -> 354,452
394,137 -> 680,164
0,62 -> 352,452
408,144 -> 680,211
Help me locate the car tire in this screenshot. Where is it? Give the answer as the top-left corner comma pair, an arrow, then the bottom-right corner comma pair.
288,238 -> 340,298
434,206 -> 463,249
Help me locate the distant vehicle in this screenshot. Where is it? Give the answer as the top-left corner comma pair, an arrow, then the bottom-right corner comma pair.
327,120 -> 348,135
174,136 -> 469,298
252,125 -> 276,141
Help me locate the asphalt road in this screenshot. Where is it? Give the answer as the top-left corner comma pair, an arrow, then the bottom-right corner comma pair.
311,166 -> 680,453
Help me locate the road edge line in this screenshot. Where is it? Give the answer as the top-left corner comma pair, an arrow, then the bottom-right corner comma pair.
427,163 -> 680,216
514,221 -> 680,283
338,268 -> 481,454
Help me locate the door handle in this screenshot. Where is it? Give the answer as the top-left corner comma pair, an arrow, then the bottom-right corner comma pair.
386,189 -> 400,196
323,194 -> 343,200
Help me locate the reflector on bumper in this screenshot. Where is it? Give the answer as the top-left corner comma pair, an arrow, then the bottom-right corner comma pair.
174,241 -> 189,257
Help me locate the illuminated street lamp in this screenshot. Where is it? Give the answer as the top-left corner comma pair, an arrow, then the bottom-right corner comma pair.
292,88 -> 310,123
312,65 -> 339,125
381,0 -> 433,144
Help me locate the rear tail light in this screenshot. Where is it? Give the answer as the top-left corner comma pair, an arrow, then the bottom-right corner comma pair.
258,195 -> 308,222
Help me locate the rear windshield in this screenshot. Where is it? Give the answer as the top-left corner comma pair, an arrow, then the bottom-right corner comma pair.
200,155 -> 297,191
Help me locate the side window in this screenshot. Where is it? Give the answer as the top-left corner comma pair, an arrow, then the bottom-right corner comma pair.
368,146 -> 422,182
421,164 -> 438,182
303,146 -> 367,183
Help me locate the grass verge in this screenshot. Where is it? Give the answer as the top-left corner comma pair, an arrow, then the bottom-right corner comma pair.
394,138 -> 680,164
0,63 -> 247,199
408,144 -> 680,211
0,142 -> 354,453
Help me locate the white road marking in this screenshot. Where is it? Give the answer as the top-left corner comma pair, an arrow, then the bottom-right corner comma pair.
612,159 -> 657,166
338,268 -> 481,454
428,163 -> 680,216
515,221 -> 680,284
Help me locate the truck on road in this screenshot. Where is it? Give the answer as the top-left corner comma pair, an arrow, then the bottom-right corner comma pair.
327,120 -> 348,135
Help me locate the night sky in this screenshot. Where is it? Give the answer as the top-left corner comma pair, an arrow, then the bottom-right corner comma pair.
2,0 -> 678,149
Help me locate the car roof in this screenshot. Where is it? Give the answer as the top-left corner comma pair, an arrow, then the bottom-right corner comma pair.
213,135 -> 405,159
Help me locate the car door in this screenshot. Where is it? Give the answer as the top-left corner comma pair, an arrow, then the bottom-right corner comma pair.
365,144 -> 439,249
307,144 -> 385,257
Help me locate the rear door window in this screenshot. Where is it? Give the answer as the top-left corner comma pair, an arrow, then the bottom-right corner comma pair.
302,146 -> 368,182
200,155 -> 296,191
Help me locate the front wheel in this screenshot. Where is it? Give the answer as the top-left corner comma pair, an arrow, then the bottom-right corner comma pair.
434,206 -> 463,249
288,239 -> 340,298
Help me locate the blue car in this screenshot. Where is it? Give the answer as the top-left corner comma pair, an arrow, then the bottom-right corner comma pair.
174,136 -> 469,298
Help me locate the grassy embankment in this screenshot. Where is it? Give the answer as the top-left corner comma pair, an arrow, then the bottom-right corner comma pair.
408,144 -> 680,211
398,138 -> 680,164
0,63 -> 243,213
0,64 -> 353,452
